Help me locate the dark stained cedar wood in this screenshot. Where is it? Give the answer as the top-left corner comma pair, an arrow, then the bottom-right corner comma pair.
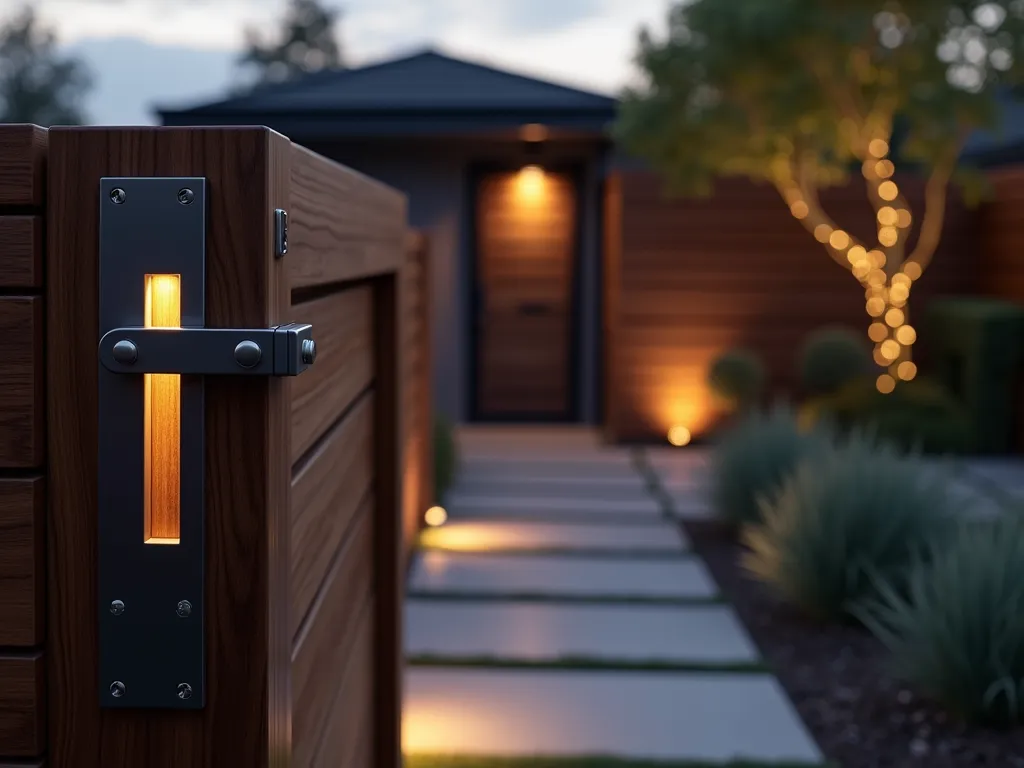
47,126 -> 291,768
0,126 -> 46,209
306,598 -> 374,767
476,171 -> 577,417
979,167 -> 1024,301
602,174 -> 622,439
0,477 -> 44,646
290,393 -> 374,638
292,502 -> 373,768
0,652 -> 44,756
290,287 -> 374,462
373,273 -> 403,768
0,762 -> 44,767
605,170 -> 979,442
0,218 -> 42,288
0,298 -> 44,467
288,143 -> 407,289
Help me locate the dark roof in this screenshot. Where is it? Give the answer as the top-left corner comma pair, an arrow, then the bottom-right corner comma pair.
156,48 -> 619,138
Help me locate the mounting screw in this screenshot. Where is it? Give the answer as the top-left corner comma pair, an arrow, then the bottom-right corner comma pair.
110,188 -> 126,205
177,188 -> 194,205
233,340 -> 262,369
111,339 -> 138,364
110,599 -> 125,616
301,338 -> 317,365
176,600 -> 192,618
274,209 -> 289,258
177,683 -> 192,700
110,681 -> 126,698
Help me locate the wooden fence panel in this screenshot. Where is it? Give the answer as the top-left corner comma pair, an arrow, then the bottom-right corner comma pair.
0,124 -> 48,767
44,126 -> 409,768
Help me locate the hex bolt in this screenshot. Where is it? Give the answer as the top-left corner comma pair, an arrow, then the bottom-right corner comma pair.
111,339 -> 138,364
177,188 -> 195,205
176,599 -> 192,618
233,340 -> 262,369
110,188 -> 126,205
110,681 -> 126,698
177,683 -> 192,700
301,338 -> 317,365
110,599 -> 125,616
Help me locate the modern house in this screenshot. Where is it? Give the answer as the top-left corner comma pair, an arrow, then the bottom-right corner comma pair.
159,48 -> 1024,446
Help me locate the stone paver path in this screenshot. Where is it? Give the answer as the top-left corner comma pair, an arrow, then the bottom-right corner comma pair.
402,426 -> 823,765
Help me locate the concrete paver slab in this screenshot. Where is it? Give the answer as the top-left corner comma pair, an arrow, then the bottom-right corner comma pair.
445,493 -> 663,518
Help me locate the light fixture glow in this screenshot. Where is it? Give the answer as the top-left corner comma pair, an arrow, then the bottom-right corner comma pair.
144,274 -> 181,545
424,506 -> 448,527
878,181 -> 899,201
869,139 -> 890,158
668,425 -> 692,447
876,374 -> 896,393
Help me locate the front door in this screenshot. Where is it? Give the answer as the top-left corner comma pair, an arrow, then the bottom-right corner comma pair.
474,167 -> 577,419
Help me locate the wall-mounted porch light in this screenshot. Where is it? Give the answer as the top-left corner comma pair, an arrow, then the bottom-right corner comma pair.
97,177 -> 315,711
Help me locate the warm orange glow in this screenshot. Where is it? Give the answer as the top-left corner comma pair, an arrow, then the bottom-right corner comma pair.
877,206 -> 898,226
873,346 -> 890,366
889,283 -> 910,305
829,230 -> 850,250
520,123 -> 549,142
424,506 -> 448,527
866,297 -> 886,316
869,250 -> 887,268
897,361 -> 918,381
895,325 -> 917,345
880,339 -> 901,361
667,424 -> 692,447
813,224 -> 832,243
868,322 -> 889,343
515,165 -> 546,201
878,226 -> 899,247
847,245 -> 867,265
902,262 -> 923,280
790,200 -> 809,219
885,308 -> 905,327
875,159 -> 895,178
897,209 -> 912,228
869,139 -> 890,158
876,374 -> 896,393
878,181 -> 899,201
144,274 -> 181,545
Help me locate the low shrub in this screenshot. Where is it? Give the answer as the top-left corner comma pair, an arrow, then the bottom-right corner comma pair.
707,349 -> 765,412
856,515 -> 1024,726
798,325 -> 872,396
743,431 -> 957,622
433,414 -> 458,504
800,376 -> 974,455
709,404 -> 831,528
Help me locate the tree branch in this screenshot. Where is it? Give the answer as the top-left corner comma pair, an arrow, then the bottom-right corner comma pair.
905,136 -> 967,272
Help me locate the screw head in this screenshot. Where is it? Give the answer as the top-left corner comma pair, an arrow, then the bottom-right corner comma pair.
111,339 -> 138,364
233,340 -> 262,369
110,188 -> 126,204
110,599 -> 125,616
301,338 -> 317,365
177,188 -> 194,205
110,681 -> 126,698
176,599 -> 192,618
177,683 -> 192,700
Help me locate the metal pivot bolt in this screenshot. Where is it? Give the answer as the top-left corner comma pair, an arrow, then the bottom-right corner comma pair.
176,600 -> 192,618
177,683 -> 192,700
110,188 -> 126,204
274,209 -> 289,258
110,599 -> 125,616
177,188 -> 195,205
110,681 -> 126,698
233,340 -> 262,369
301,338 -> 317,365
111,339 -> 137,364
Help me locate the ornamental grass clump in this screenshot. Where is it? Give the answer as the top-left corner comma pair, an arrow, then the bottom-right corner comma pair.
743,431 -> 956,622
856,515 -> 1024,727
709,404 -> 831,527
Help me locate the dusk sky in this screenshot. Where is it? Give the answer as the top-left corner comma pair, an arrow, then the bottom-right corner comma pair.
24,0 -> 670,124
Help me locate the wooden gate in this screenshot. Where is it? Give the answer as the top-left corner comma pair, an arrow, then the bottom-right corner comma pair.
0,124 -> 431,768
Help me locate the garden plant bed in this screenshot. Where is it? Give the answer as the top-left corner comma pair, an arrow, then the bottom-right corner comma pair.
684,519 -> 1024,768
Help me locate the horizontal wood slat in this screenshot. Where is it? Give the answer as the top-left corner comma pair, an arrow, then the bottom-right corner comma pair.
0,126 -> 46,209
0,653 -> 44,757
0,218 -> 42,289
0,477 -> 44,646
292,501 -> 374,768
291,286 -> 374,463
0,297 -> 44,467
290,393 -> 374,638
287,143 -> 407,290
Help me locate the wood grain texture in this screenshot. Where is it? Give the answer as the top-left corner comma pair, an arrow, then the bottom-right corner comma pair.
0,126 -> 46,209
476,171 -> 576,417
46,126 -> 290,768
0,652 -> 44,757
290,287 -> 374,462
0,297 -> 44,467
0,477 -> 45,646
0,217 -> 42,288
604,170 -> 980,441
292,502 -> 373,768
290,393 -> 373,638
372,273 -> 403,768
288,143 -> 407,290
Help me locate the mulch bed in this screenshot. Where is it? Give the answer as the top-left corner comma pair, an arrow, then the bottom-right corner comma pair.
683,519 -> 1024,768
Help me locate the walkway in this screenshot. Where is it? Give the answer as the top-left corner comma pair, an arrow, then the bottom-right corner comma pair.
402,427 -> 823,765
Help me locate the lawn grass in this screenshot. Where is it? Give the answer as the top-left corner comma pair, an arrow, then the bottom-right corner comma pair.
406,591 -> 727,606
406,654 -> 770,674
406,755 -> 835,768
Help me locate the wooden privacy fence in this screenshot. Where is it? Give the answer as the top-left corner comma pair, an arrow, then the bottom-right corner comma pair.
0,123 -> 432,768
